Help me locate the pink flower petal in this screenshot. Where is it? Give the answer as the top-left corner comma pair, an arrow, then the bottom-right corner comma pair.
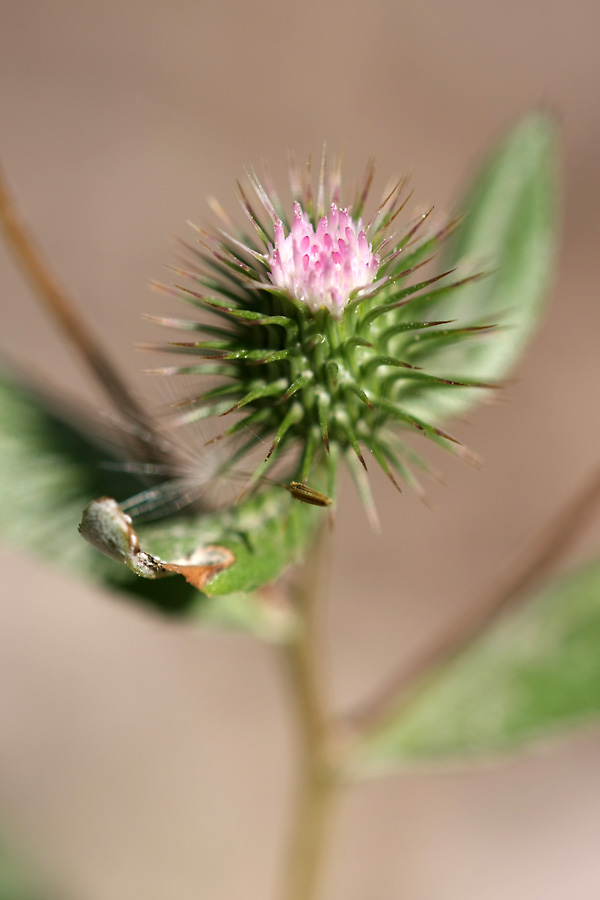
267,201 -> 378,317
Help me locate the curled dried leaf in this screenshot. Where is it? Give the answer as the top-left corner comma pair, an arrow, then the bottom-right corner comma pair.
79,497 -> 234,590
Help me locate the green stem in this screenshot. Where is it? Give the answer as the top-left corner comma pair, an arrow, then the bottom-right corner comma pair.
281,751 -> 338,900
279,530 -> 341,900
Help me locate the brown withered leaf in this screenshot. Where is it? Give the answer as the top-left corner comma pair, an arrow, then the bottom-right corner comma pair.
161,546 -> 235,590
79,497 -> 234,590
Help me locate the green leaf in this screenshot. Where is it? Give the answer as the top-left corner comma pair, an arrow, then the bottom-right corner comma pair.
134,480 -> 323,599
0,370 -> 321,638
403,112 -> 559,422
0,841 -> 49,900
361,561 -> 600,770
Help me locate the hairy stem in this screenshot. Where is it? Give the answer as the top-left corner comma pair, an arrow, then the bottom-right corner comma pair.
349,461 -> 600,735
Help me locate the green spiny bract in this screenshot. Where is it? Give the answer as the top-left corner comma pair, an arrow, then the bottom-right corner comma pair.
147,156 -> 494,517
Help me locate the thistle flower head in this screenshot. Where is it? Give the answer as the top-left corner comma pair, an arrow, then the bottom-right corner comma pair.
148,154 -> 492,521
268,202 -> 379,316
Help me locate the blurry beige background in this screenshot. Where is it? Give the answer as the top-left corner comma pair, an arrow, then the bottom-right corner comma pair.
1,0 -> 600,898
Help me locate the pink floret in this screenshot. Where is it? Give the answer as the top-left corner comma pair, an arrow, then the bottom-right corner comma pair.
267,202 -> 379,317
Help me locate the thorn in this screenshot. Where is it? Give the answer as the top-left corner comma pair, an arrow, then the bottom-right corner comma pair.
171,395 -> 202,408
386,470 -> 403,493
432,424 -> 462,445
204,433 -> 227,446
417,487 -> 434,510
457,445 -> 484,470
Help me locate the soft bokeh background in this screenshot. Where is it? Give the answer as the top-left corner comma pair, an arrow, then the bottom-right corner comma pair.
1,1 -> 600,898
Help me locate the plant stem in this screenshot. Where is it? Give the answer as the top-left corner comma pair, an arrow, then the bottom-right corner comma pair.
0,160 -> 150,429
281,751 -> 338,900
279,529 -> 341,900
349,461 -> 600,736
282,640 -> 332,900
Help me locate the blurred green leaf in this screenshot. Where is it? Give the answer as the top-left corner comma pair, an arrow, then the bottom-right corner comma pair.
0,841 -> 49,900
0,370 -> 321,637
361,561 -> 600,770
404,112 -> 559,422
